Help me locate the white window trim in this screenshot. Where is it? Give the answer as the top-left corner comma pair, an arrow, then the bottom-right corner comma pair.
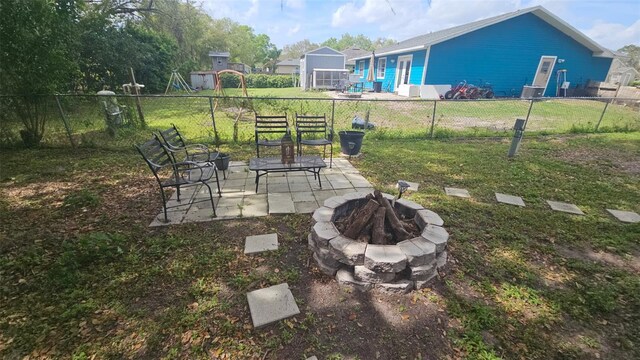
395,55 -> 413,88
422,46 -> 431,85
377,57 -> 387,79
358,61 -> 364,78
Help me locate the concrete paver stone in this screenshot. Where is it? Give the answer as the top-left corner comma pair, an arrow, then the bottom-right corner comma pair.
444,187 -> 471,198
244,233 -> 279,254
606,209 -> 640,223
547,200 -> 584,215
246,283 -> 300,328
495,193 -> 525,207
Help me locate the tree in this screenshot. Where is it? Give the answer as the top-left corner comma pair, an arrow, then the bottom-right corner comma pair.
0,0 -> 80,146
617,44 -> 640,72
77,4 -> 177,93
373,37 -> 396,50
280,39 -> 319,60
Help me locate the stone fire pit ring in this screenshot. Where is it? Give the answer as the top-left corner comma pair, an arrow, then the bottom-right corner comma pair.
309,192 -> 448,294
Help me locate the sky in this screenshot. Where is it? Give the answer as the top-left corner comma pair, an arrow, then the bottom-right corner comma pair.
200,0 -> 640,51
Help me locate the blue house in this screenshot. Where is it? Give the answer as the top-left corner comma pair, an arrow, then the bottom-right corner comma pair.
350,6 -> 614,97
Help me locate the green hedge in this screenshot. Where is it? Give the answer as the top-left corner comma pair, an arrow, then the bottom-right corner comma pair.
219,73 -> 297,89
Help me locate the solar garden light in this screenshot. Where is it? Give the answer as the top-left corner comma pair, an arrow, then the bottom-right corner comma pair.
394,180 -> 410,207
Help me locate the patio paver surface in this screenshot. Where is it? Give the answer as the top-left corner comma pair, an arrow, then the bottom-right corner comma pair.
151,158 -> 374,225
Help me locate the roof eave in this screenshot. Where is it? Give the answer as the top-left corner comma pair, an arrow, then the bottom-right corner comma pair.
350,45 -> 426,61
350,6 -> 614,61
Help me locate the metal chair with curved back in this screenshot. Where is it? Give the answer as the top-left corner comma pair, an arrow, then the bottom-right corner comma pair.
295,112 -> 333,168
136,134 -> 218,222
158,124 -> 221,196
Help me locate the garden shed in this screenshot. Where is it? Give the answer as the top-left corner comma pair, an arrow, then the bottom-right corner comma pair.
275,59 -> 300,75
300,47 -> 346,90
350,5 -> 614,97
190,71 -> 216,90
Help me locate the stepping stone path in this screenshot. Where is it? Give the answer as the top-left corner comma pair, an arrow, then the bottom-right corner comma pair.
246,283 -> 300,328
244,233 -> 279,254
495,193 -> 525,207
444,187 -> 471,198
547,200 -> 584,215
606,209 -> 640,223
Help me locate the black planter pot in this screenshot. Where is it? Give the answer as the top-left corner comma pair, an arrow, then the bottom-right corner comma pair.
214,153 -> 230,170
214,153 -> 231,179
338,131 -> 365,156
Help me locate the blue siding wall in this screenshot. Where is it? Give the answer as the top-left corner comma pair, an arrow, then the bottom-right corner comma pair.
361,50 -> 427,92
425,13 -> 612,96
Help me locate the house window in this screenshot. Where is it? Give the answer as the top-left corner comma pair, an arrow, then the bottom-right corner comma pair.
377,58 -> 386,79
358,61 -> 364,76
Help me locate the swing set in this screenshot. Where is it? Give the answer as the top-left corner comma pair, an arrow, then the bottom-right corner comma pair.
213,70 -> 250,142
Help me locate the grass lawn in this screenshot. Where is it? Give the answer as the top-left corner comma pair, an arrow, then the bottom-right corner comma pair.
3,91 -> 637,149
1,132 -> 638,359
197,87 -> 330,98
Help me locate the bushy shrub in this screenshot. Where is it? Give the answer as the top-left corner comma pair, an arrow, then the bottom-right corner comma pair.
218,73 -> 297,89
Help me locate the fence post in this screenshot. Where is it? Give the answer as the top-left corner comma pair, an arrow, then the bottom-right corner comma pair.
54,95 -> 76,148
129,68 -> 146,127
429,100 -> 437,138
331,99 -> 336,133
522,99 -> 535,131
208,96 -> 220,146
594,99 -> 611,132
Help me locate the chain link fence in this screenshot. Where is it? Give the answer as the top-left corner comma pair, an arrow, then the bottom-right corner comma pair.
0,94 -> 637,149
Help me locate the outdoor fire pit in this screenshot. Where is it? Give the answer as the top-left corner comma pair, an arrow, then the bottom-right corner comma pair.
309,190 -> 448,293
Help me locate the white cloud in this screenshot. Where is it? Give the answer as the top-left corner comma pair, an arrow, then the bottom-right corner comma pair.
331,0 -> 521,39
246,0 -> 260,18
285,0 -> 305,10
583,19 -> 640,50
288,23 -> 301,36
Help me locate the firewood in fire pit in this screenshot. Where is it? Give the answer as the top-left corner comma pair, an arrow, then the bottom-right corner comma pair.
343,199 -> 380,239
371,207 -> 389,244
374,190 -> 411,241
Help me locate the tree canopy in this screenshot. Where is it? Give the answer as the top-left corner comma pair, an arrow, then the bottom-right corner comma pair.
617,45 -> 640,72
1,0 -> 400,94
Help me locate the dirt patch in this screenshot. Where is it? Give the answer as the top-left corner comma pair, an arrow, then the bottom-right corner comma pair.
554,146 -> 640,175
557,246 -> 640,274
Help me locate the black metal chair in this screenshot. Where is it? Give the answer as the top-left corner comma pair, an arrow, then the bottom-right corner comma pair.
135,135 -> 218,222
295,113 -> 333,168
255,113 -> 289,157
159,124 -> 221,196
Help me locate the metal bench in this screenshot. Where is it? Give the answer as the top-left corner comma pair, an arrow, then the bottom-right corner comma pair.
136,134 -> 218,222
